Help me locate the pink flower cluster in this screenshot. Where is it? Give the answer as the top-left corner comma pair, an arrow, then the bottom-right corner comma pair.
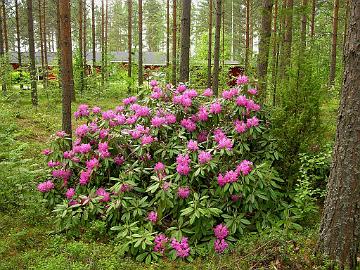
37,180 -> 55,192
236,160 -> 253,175
176,154 -> 191,176
153,234 -> 168,254
236,95 -> 261,112
222,88 -> 239,100
98,142 -> 110,158
74,104 -> 90,119
65,188 -> 76,199
236,75 -> 249,85
187,140 -> 198,151
198,151 -> 212,164
217,160 -> 254,187
171,237 -> 190,258
180,118 -> 196,132
52,169 -> 71,181
177,186 -> 190,199
96,187 -> 110,202
123,96 -> 137,105
203,88 -> 213,97
209,102 -> 222,114
214,129 -> 233,150
147,211 -> 158,223
213,224 -> 229,253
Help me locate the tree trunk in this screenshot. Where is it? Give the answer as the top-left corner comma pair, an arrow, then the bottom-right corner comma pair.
127,0 -> 132,92
38,0 -> 44,84
279,0 -> 294,79
343,0 -> 349,53
212,0 -> 222,96
43,0 -> 48,90
310,0 -> 316,37
179,0 -> 191,83
27,0 -> 37,105
245,0 -> 250,73
83,0 -> 87,81
92,0 -> 96,68
56,0 -> 62,88
15,0 -> 23,90
166,0 -> 170,79
138,0 -> 143,86
329,0 -> 339,86
271,0 -> 278,106
0,0 -> 6,95
101,0 -> 105,86
105,0 -> 108,81
300,0 -> 308,50
317,3 -> 360,269
257,0 -> 273,100
59,0 -> 73,137
221,0 -> 224,67
2,1 -> 8,53
171,0 -> 177,85
78,0 -> 84,94
207,0 -> 213,88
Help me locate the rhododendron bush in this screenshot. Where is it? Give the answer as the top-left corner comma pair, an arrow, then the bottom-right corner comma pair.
38,75 -> 284,262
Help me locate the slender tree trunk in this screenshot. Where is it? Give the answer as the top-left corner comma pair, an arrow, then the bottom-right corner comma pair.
101,0 -> 105,86
27,0 -> 37,105
83,0 -> 87,82
43,0 -> 48,90
245,0 -> 250,73
212,0 -> 222,96
92,0 -> 96,68
0,0 -> 6,95
105,0 -> 108,81
221,0 -> 224,67
300,0 -> 308,50
127,0 -> 132,92
59,0 -> 73,137
279,0 -> 294,79
207,0 -> 213,88
56,0 -> 62,88
38,0 -> 44,84
78,0 -> 84,94
271,0 -> 278,106
257,0 -> 273,100
329,0 -> 339,86
343,0 -> 349,53
138,0 -> 143,86
171,0 -> 177,85
2,1 -> 8,53
318,3 -> 360,269
15,0 -> 23,90
179,0 -> 191,83
310,0 -> 316,37
166,0 -> 170,80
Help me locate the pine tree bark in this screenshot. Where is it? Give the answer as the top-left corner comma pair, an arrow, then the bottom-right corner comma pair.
105,0 -> 108,81
317,3 -> 360,269
207,0 -> 213,88
101,0 -> 105,86
271,0 -> 279,105
0,0 -> 6,95
257,0 -> 273,100
329,0 -> 339,86
279,0 -> 294,79
92,0 -> 96,68
212,0 -> 222,96
171,0 -> 177,85
43,0 -> 48,90
138,0 -> 143,86
27,0 -> 37,105
2,1 -> 8,53
166,0 -> 170,77
59,0 -> 73,137
300,0 -> 308,49
83,0 -> 87,80
179,0 -> 191,83
310,0 -> 316,37
245,0 -> 250,73
127,0 -> 132,92
15,0 -> 23,90
78,0 -> 84,94
38,0 -> 45,83
56,0 -> 62,88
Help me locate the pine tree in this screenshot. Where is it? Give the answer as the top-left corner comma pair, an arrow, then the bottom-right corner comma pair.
27,0 -> 37,105
179,0 -> 191,83
212,0 -> 222,96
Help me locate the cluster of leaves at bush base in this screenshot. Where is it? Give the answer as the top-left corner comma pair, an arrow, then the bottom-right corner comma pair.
38,75 -> 286,262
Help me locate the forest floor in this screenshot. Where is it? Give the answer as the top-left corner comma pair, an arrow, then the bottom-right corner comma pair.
0,85 -> 338,270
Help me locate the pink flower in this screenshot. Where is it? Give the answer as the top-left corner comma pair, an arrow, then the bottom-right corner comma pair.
98,142 -> 111,158
231,194 -> 241,202
209,102 -> 222,114
224,170 -> 238,183
56,131 -> 67,137
214,224 -> 229,239
147,211 -> 157,223
246,116 -> 260,127
86,158 -> 99,170
236,160 -> 253,175
176,154 -> 191,175
126,115 -> 138,125
37,180 -> 55,192
52,169 -> 71,181
218,138 -> 233,150
248,88 -> 257,95
151,116 -> 166,127
217,174 -> 227,187
65,188 -> 76,199
246,100 -> 261,111
115,105 -> 124,113
203,88 -> 213,97
236,75 -> 249,85
154,234 -> 168,254
184,89 -> 198,98
187,140 -> 198,151
214,129 -> 226,143
197,106 -> 209,122
171,237 -> 190,258
114,155 -> 125,166
197,131 -> 208,143
92,106 -> 102,114
214,239 -> 228,253
120,183 -> 132,193
73,143 -> 91,154
42,149 -> 53,155
162,181 -> 171,191
198,151 -> 212,164
96,187 -> 111,202
177,187 -> 190,199
177,84 -> 187,93
234,120 -> 247,133
141,135 -> 155,145
165,114 -> 177,124
222,90 -> 234,100
133,105 -> 151,117
102,110 -> 116,120
154,162 -> 165,172
180,119 -> 196,132
123,96 -> 137,105
63,151 -> 74,159
79,169 -> 91,185
236,95 -> 248,107
75,124 -> 89,137
74,104 -> 90,119
150,80 -> 159,87
48,161 -> 61,167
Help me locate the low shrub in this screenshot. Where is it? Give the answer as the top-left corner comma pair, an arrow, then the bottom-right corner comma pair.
38,75 -> 291,262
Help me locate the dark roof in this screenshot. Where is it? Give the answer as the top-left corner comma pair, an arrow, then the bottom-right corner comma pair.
8,51 -> 58,66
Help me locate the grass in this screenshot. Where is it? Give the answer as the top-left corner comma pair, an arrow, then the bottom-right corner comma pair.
0,83 -> 338,270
